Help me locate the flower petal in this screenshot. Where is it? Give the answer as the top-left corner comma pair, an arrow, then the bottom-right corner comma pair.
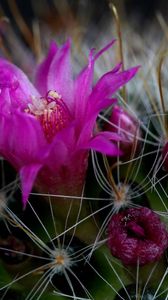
77,109 -> 119,146
46,138 -> 69,171
74,49 -> 95,122
89,98 -> 117,115
0,58 -> 39,109
47,39 -> 74,110
82,133 -> 121,156
94,39 -> 116,61
35,41 -> 58,95
95,131 -> 125,141
74,42 -> 118,121
0,88 -> 11,112
47,121 -> 78,166
90,66 -> 139,106
74,40 -> 117,119
0,111 -> 48,168
81,97 -> 117,138
20,163 -> 42,207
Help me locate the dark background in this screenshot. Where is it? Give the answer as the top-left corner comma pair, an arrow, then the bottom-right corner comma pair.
0,0 -> 168,30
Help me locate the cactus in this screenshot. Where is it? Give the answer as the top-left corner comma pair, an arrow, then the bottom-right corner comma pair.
0,1 -> 168,300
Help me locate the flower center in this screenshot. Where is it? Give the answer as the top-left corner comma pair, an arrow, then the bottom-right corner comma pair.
26,90 -> 71,142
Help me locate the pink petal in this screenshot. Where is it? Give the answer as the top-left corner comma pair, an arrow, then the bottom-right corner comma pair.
74,49 -> 95,123
94,39 -> 116,61
47,39 -> 74,110
96,131 -> 124,141
110,62 -> 122,73
77,114 -> 120,146
0,88 -> 11,112
35,41 -> 58,95
20,163 -> 42,207
74,42 -> 119,123
46,138 -> 69,171
82,134 -> 121,156
89,98 -> 117,115
0,58 -> 39,109
83,98 -> 117,134
90,66 -> 139,105
0,111 -> 48,169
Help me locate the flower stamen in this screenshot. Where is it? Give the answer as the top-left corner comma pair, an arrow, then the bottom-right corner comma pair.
25,90 -> 71,142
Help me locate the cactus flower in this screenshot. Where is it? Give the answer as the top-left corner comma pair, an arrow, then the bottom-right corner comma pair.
0,40 -> 138,206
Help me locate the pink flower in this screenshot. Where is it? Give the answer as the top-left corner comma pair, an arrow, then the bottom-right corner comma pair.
0,40 -> 138,206
107,207 -> 168,265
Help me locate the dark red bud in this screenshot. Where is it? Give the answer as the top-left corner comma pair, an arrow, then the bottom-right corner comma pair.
108,207 -> 168,266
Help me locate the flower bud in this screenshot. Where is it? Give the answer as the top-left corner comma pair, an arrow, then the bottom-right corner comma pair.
107,207 -> 168,266
106,105 -> 141,158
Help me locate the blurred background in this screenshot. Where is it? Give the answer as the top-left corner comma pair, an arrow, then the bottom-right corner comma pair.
0,0 -> 167,77
0,0 -> 168,38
